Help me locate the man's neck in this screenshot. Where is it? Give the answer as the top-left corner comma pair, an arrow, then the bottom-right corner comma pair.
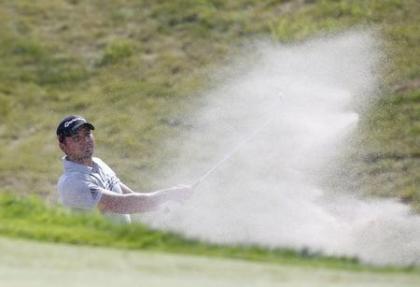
66,155 -> 94,167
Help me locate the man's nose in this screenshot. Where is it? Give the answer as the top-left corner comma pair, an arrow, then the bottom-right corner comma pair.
84,135 -> 93,143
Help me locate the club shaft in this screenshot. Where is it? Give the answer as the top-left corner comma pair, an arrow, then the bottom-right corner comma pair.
192,118 -> 273,188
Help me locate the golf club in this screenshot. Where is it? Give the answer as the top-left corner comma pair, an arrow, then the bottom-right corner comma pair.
191,118 -> 274,189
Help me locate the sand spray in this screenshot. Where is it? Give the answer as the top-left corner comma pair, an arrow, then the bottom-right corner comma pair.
136,30 -> 420,266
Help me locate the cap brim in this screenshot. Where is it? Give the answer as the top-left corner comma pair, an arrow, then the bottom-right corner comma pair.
70,122 -> 95,133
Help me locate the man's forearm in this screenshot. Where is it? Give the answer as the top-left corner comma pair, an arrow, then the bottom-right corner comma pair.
98,186 -> 189,214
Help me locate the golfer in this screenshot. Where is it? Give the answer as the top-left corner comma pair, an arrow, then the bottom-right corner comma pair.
56,115 -> 193,223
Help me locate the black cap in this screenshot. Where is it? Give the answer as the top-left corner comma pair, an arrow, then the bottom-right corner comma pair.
56,115 -> 95,138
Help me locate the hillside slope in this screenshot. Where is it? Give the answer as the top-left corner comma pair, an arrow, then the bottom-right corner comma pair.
0,1 -> 418,205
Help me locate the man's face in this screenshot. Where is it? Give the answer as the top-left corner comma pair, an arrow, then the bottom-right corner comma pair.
60,126 -> 95,160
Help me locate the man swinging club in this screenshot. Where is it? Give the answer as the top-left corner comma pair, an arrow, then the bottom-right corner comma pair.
56,115 -> 193,223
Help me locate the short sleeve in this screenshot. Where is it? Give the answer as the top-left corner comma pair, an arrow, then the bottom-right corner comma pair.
94,157 -> 122,189
58,175 -> 102,210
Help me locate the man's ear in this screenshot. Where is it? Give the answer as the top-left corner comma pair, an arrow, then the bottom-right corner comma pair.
59,139 -> 67,153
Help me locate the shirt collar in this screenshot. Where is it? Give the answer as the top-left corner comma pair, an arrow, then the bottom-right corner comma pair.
62,156 -> 98,173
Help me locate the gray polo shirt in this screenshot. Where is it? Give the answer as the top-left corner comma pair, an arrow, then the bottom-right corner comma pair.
57,157 -> 131,224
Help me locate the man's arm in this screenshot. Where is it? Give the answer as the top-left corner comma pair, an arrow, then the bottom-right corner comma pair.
97,185 -> 192,214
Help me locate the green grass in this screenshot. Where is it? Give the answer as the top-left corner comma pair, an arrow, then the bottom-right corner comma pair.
1,193 -> 418,274
0,0 -> 419,264
3,238 -> 419,287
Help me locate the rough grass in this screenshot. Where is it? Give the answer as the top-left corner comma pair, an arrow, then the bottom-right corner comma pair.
0,0 -> 419,259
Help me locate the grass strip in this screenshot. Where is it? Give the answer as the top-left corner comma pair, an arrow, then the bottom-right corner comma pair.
0,193 -> 418,274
